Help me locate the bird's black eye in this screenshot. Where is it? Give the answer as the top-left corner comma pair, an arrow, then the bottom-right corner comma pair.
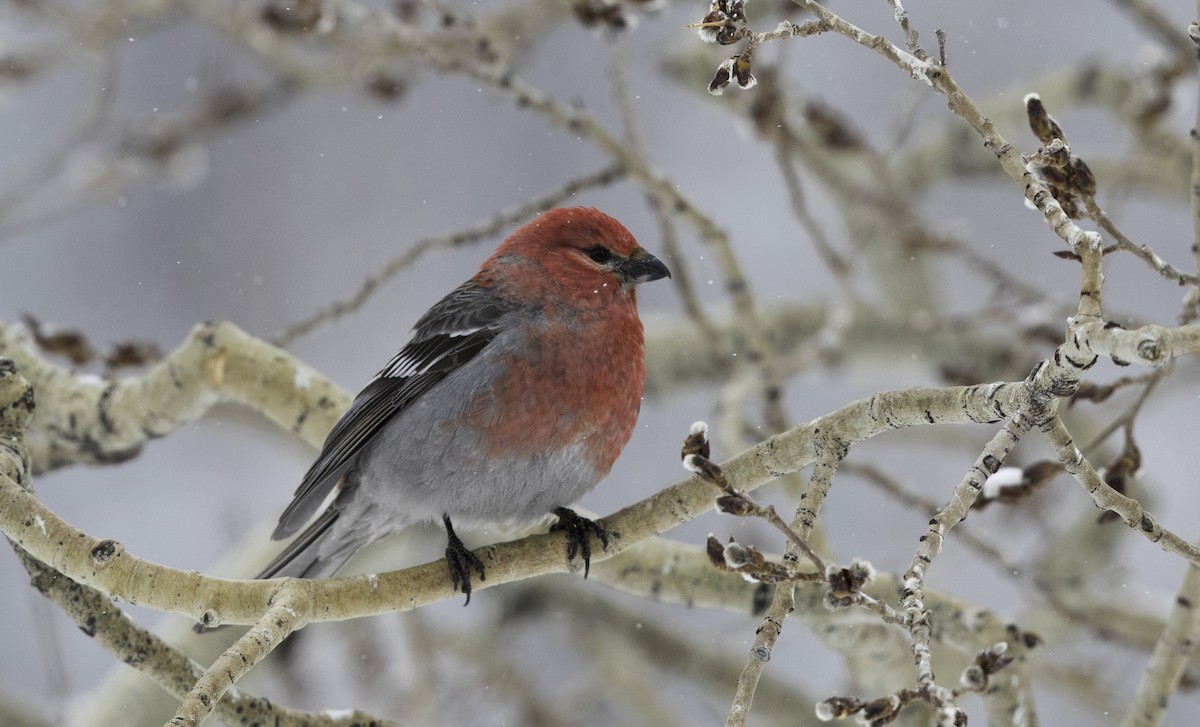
585,245 -> 614,264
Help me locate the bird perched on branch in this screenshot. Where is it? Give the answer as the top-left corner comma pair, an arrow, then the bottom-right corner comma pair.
259,207 -> 669,603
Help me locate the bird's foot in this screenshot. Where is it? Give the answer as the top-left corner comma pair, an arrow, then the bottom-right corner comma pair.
443,515 -> 486,605
550,507 -> 609,578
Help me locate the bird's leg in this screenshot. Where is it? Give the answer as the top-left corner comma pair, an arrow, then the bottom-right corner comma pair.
443,514 -> 486,605
549,507 -> 609,578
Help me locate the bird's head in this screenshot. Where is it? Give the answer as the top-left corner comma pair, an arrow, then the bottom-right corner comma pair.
480,207 -> 670,304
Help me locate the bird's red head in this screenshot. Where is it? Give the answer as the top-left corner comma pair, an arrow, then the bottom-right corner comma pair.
477,207 -> 670,305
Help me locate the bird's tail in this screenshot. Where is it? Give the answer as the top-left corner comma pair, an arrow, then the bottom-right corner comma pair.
255,508 -> 356,580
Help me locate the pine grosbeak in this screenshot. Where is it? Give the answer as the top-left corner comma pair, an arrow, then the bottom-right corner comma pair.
259,207 -> 669,602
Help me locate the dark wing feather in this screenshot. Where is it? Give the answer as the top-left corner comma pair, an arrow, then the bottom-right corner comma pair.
272,281 -> 512,539
257,507 -> 342,579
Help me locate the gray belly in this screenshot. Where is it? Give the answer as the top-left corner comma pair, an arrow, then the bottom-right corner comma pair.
351,361 -> 603,530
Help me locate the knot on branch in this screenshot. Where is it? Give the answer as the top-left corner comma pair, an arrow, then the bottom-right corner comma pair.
1135,334 -> 1163,365
1140,513 -> 1160,540
90,539 -> 124,570
196,609 -> 221,630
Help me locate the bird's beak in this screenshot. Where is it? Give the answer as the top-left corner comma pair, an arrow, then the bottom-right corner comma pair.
621,249 -> 671,284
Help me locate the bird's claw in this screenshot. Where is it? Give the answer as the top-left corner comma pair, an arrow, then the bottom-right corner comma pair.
444,515 -> 486,605
550,507 -> 609,578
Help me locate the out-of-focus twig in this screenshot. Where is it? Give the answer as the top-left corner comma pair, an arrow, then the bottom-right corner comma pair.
271,163 -> 625,346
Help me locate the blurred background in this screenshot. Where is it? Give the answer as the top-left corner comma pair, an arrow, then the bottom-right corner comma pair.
2,0 -> 1199,725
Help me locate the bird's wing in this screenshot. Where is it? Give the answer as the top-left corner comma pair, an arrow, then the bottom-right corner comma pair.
272,281 -> 515,539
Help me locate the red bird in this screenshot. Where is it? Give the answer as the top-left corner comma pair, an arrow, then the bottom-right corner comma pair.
260,207 -> 670,602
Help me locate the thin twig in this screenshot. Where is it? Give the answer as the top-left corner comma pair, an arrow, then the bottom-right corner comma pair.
1090,204 -> 1200,287
167,591 -> 309,726
646,195 -> 732,361
606,35 -> 730,359
900,409 -> 1036,705
684,440 -> 827,572
1120,534 -> 1200,727
885,0 -> 927,61
271,164 -> 625,346
1185,19 -> 1200,322
841,460 -> 1025,576
1110,0 -> 1198,75
14,548 -> 390,727
1075,370 -> 1163,453
726,585 -> 794,727
0,52 -> 117,234
724,451 -> 839,725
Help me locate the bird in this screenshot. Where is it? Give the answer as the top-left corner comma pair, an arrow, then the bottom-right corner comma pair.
257,206 -> 670,604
